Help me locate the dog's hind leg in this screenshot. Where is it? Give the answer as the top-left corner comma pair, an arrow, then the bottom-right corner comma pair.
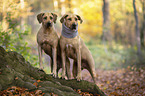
56,56 -> 62,78
88,67 -> 96,83
73,61 -> 77,79
50,57 -> 53,73
87,58 -> 96,83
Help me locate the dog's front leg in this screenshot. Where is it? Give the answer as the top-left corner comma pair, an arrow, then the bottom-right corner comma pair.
76,45 -> 82,81
38,44 -> 43,69
61,48 -> 66,79
52,47 -> 57,77
66,57 -> 71,79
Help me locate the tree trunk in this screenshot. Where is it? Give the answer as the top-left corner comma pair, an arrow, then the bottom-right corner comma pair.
20,0 -> 25,32
0,46 -> 106,96
2,0 -> 9,48
133,0 -> 141,55
2,0 -> 9,32
102,0 -> 111,42
140,0 -> 145,48
68,0 -> 72,13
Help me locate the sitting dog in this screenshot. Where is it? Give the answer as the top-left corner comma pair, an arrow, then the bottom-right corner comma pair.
59,13 -> 96,83
37,12 -> 71,78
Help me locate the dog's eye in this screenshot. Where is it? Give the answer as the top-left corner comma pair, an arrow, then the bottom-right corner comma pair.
75,18 -> 77,21
43,17 -> 47,20
50,16 -> 53,20
68,18 -> 72,21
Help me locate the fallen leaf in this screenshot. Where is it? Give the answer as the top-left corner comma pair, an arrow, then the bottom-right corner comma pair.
35,90 -> 42,95
33,82 -> 38,87
15,77 -> 18,80
37,80 -> 41,82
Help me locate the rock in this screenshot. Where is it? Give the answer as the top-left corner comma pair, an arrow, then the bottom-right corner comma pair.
0,46 -> 106,96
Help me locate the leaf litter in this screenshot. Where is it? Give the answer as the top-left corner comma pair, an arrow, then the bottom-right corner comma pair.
0,66 -> 144,96
82,66 -> 145,96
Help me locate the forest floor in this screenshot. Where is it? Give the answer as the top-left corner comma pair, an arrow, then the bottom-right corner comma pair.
1,66 -> 145,96
82,66 -> 145,96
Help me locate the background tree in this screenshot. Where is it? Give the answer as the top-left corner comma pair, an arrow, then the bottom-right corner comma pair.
140,0 -> 145,48
102,0 -> 111,43
133,0 -> 141,55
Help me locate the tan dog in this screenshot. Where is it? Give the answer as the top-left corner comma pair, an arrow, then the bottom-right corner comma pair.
37,12 -> 71,78
59,13 -> 96,83
37,12 -> 59,77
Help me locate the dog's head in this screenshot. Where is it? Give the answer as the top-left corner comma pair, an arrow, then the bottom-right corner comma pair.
37,12 -> 57,28
60,13 -> 83,30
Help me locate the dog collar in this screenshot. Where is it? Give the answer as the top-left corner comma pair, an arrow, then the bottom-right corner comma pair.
61,23 -> 78,38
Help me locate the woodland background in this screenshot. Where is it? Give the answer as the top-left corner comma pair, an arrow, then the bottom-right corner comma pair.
0,0 -> 145,95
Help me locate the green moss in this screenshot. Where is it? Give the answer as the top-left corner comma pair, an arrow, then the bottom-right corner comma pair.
0,46 -> 106,96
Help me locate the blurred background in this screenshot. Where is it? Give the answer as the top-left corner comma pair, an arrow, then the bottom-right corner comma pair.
0,0 -> 145,71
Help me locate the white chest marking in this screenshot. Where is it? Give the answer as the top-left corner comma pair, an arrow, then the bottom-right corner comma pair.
66,44 -> 73,49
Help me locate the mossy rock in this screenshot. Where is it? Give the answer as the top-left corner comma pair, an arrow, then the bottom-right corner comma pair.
0,46 -> 106,96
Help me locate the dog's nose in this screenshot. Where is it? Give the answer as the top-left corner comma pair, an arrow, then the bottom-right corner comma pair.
72,23 -> 76,27
47,21 -> 51,25
47,21 -> 52,27
72,23 -> 77,29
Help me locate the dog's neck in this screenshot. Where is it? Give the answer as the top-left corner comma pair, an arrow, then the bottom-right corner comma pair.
61,23 -> 78,38
43,25 -> 54,34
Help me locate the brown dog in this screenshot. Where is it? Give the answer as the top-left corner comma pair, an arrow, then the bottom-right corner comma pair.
37,12 -> 59,77
37,12 -> 71,78
60,13 -> 96,83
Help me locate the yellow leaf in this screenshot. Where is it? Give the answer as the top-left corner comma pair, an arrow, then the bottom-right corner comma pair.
107,81 -> 110,84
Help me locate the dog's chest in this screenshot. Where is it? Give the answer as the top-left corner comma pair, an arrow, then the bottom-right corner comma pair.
43,33 -> 57,44
65,43 -> 75,53
66,44 -> 73,49
65,43 -> 77,59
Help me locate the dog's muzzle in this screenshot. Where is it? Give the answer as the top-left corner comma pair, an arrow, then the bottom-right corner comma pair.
72,23 -> 77,30
46,21 -> 52,27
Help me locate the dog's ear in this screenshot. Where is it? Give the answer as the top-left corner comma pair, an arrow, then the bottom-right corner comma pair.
60,14 -> 69,23
37,13 -> 45,23
76,15 -> 83,24
51,13 -> 57,23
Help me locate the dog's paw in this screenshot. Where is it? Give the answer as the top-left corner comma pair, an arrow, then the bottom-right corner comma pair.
76,74 -> 82,81
50,73 -> 55,77
61,74 -> 66,79
50,73 -> 57,78
50,73 -> 54,76
38,69 -> 44,72
52,71 -> 57,78
53,74 -> 57,78
40,66 -> 44,70
60,77 -> 65,79
68,76 -> 73,80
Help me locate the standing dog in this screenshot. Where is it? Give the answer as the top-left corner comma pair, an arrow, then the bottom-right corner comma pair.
59,13 -> 96,83
37,12 -> 59,77
37,12 -> 71,78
